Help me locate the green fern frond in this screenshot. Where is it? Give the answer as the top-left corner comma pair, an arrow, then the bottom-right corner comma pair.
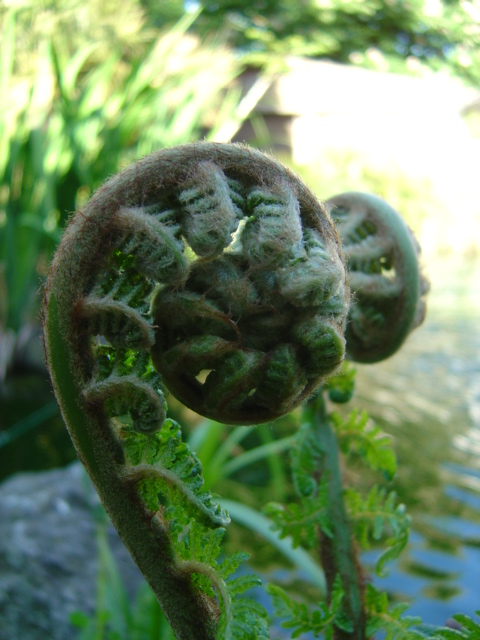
291,420 -> 325,498
121,418 -> 230,526
434,611 -> 480,639
215,596 -> 269,640
217,552 -> 251,581
345,486 -> 410,576
264,475 -> 332,549
267,575 -> 351,639
120,418 -> 269,635
330,410 -> 397,479
214,563 -> 269,640
365,584 -> 426,640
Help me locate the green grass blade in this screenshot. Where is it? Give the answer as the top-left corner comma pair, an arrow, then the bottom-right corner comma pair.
96,524 -> 134,636
0,9 -> 17,176
188,420 -> 225,466
222,435 -> 295,478
211,426 -> 251,465
60,42 -> 100,99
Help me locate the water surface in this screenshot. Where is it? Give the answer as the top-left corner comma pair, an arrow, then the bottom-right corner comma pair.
354,255 -> 480,625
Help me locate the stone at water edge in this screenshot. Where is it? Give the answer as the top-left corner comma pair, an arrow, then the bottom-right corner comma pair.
0,462 -> 143,640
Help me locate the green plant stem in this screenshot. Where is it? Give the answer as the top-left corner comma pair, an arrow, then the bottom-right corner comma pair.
302,394 -> 366,640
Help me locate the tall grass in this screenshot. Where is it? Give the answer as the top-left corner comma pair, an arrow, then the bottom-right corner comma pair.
0,2 -> 244,354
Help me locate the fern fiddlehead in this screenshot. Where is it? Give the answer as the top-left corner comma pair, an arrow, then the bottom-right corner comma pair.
327,191 -> 429,363
42,143 -> 351,640
151,157 -> 350,424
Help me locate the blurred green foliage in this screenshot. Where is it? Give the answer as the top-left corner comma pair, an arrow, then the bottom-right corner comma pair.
144,0 -> 480,85
0,0 -> 243,348
285,149 -> 448,237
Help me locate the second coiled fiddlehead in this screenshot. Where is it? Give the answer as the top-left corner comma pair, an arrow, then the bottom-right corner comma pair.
327,191 -> 429,363
42,143 -> 352,640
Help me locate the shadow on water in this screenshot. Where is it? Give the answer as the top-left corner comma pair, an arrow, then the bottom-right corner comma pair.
0,374 -> 76,481
354,255 -> 480,625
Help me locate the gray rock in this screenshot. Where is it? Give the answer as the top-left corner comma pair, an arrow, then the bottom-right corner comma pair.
0,462 -> 143,640
0,462 -> 307,640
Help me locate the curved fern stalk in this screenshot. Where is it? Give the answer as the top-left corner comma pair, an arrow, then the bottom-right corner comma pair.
42,143 -> 350,640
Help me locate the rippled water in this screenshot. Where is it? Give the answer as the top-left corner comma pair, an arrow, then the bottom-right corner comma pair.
354,255 -> 480,625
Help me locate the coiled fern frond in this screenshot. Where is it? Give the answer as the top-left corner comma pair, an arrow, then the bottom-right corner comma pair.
42,143 -> 351,640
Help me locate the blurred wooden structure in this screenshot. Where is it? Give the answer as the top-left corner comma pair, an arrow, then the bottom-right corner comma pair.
234,57 -> 477,168
233,58 -> 480,253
